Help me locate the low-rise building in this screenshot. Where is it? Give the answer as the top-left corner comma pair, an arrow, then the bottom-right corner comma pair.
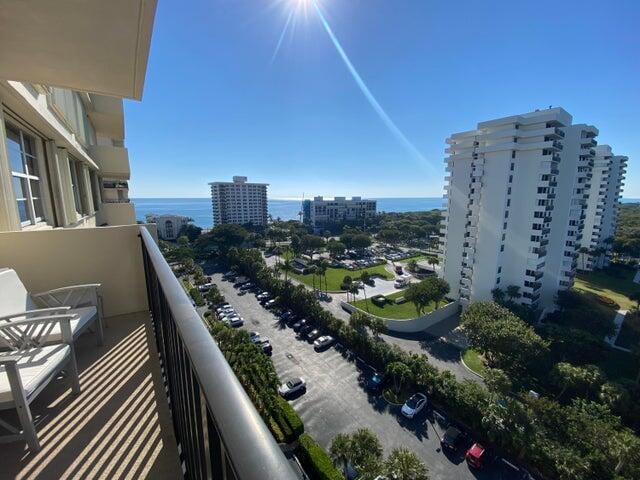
304,196 -> 376,228
145,213 -> 190,240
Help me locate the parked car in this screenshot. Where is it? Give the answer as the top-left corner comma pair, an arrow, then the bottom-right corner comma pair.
292,319 -> 310,332
441,426 -> 464,452
367,372 -> 386,392
249,332 -> 261,343
465,443 -> 494,469
223,316 -> 244,328
259,339 -> 272,355
257,291 -> 270,300
278,378 -> 306,398
395,265 -> 403,274
298,325 -> 314,338
198,283 -> 214,293
313,336 -> 335,351
264,299 -> 277,309
401,393 -> 428,419
306,329 -> 321,342
239,282 -> 254,291
285,315 -> 299,327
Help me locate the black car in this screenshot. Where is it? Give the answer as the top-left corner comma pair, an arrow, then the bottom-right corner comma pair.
292,319 -> 310,332
367,372 -> 386,392
260,340 -> 273,355
298,325 -> 314,338
441,426 -> 464,452
306,329 -> 321,342
285,315 -> 299,327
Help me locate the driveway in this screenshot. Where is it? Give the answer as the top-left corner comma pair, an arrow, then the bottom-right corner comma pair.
212,274 -> 519,480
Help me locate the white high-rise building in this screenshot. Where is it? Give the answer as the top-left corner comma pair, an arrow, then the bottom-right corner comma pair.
580,145 -> 627,270
440,107 -> 584,313
209,176 -> 268,226
541,124 -> 597,303
305,196 -> 377,228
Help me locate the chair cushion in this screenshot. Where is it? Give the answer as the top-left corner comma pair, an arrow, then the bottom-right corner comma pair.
0,269 -> 38,318
0,344 -> 70,404
42,306 -> 98,343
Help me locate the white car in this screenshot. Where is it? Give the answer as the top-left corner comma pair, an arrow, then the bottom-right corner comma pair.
401,393 -> 428,419
313,336 -> 335,351
223,316 -> 244,328
278,377 -> 306,398
249,331 -> 261,343
216,305 -> 232,313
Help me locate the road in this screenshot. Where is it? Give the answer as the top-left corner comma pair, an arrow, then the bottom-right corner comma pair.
212,272 -> 520,480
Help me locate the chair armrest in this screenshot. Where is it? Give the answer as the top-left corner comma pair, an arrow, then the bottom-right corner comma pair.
0,307 -> 71,322
32,284 -> 101,309
0,355 -> 20,366
0,314 -> 76,346
33,284 -> 101,297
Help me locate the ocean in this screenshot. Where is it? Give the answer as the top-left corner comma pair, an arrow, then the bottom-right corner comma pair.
132,197 -> 447,229
133,197 -> 640,230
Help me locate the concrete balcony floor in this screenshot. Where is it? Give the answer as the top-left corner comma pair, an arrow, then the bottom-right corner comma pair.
1,312 -> 182,480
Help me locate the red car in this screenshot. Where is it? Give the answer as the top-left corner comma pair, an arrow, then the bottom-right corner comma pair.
465,443 -> 493,469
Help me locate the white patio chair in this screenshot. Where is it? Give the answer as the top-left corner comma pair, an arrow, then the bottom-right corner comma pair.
0,269 -> 104,346
0,314 -> 80,451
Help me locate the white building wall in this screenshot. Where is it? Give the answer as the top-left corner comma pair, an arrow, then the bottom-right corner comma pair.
581,145 -> 627,270
441,108 -> 572,312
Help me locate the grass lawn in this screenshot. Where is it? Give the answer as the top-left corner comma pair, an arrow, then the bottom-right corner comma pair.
398,253 -> 438,263
350,291 -> 435,319
461,349 -> 486,377
574,268 -> 638,311
289,264 -> 393,292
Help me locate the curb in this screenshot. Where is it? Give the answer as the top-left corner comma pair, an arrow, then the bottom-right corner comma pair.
459,350 -> 485,379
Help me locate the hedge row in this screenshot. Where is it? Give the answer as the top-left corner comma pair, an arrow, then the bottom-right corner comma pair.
297,433 -> 344,480
277,397 -> 304,438
189,287 -> 205,306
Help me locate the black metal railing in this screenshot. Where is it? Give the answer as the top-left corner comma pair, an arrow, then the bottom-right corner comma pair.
139,227 -> 297,480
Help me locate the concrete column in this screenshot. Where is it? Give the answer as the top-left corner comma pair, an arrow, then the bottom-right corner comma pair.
0,105 -> 21,232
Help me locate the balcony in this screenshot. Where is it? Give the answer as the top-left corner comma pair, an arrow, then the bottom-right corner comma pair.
89,145 -> 131,179
0,225 -> 297,480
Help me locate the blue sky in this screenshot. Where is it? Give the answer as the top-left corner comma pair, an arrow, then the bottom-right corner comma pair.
125,0 -> 639,199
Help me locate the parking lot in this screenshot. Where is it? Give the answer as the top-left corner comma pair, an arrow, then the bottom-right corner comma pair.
212,272 -> 524,480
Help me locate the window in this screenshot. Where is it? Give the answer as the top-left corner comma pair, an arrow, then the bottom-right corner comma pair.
68,158 -> 83,214
6,123 -> 45,226
500,244 -> 505,252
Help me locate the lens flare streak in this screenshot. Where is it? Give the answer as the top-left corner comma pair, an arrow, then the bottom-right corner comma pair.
310,1 -> 431,168
271,8 -> 295,64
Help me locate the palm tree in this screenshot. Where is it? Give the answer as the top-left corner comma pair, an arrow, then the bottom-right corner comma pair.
329,433 -> 353,476
316,260 -> 329,296
350,284 -> 360,304
383,448 -> 429,480
359,271 -> 371,311
281,247 -> 294,283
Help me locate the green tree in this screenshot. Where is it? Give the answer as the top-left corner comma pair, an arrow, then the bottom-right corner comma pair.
206,286 -> 224,306
461,302 -> 549,376
382,448 -> 429,480
301,235 -> 325,260
426,277 -> 449,308
370,317 -> 387,339
552,362 -> 604,400
316,259 -> 329,295
329,433 -> 353,476
178,223 -> 202,242
407,259 -> 417,273
386,362 -> 413,394
484,368 -> 512,395
327,240 -> 346,258
505,285 -> 522,303
491,287 -> 506,304
281,247 -> 294,283
404,280 -> 435,316
200,224 -> 248,252
377,229 -> 402,248
177,235 -> 190,247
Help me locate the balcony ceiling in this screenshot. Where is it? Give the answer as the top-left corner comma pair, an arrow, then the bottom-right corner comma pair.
0,0 -> 157,100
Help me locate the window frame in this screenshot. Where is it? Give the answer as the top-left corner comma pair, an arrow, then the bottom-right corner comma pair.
6,122 -> 45,227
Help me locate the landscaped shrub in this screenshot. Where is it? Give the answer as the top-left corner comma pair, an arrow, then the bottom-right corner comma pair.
372,295 -> 387,307
297,433 -> 344,480
277,396 -> 304,438
268,417 -> 285,444
189,287 -> 205,306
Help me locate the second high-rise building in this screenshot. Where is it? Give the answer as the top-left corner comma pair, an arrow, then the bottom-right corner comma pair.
209,176 -> 269,226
